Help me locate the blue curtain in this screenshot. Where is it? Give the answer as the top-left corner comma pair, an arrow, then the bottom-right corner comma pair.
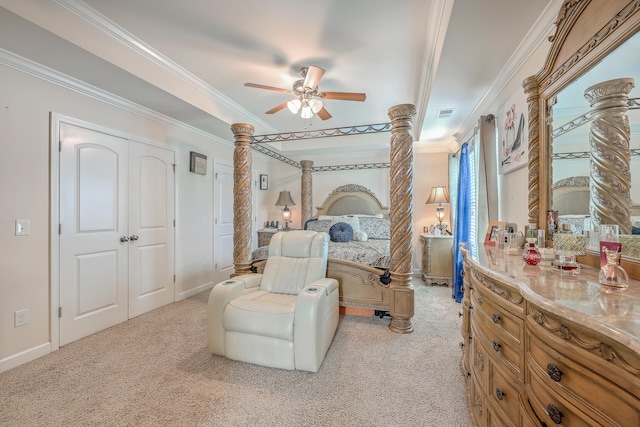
453,143 -> 471,303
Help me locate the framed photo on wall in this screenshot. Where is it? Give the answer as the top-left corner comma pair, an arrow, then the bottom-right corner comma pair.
498,89 -> 528,174
259,174 -> 268,190
189,151 -> 207,175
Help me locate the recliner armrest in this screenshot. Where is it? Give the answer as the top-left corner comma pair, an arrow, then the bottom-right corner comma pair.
303,277 -> 338,295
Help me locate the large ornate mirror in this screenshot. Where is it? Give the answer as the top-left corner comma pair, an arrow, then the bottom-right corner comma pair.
525,0 -> 640,236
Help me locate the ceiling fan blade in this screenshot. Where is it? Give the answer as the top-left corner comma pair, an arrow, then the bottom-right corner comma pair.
303,66 -> 325,91
245,83 -> 291,93
316,107 -> 332,121
265,101 -> 289,114
320,91 -> 366,102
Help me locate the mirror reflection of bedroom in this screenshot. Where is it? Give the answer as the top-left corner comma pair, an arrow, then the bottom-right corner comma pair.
552,30 -> 640,234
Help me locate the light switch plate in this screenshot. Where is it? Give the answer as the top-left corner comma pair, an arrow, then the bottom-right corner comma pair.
15,219 -> 30,236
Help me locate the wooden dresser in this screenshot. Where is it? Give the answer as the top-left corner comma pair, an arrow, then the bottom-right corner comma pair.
460,244 -> 640,426
419,234 -> 453,286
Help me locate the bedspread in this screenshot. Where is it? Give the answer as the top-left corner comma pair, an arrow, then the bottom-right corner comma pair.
252,239 -> 390,269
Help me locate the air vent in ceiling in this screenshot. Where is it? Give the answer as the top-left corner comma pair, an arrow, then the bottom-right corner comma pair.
436,108 -> 454,119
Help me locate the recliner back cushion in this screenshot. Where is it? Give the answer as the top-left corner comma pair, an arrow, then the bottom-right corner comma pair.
260,231 -> 329,295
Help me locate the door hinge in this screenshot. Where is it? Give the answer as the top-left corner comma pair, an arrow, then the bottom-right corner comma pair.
59,224 -> 62,235
215,263 -> 218,269
173,219 -> 176,227
214,218 -> 218,224
172,164 -> 176,172
58,307 -> 62,318
215,172 -> 218,179
173,274 -> 176,283
59,140 -> 62,152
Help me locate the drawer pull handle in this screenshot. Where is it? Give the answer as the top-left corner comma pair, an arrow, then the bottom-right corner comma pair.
492,313 -> 501,324
547,404 -> 563,424
495,387 -> 505,401
492,340 -> 501,352
458,311 -> 463,318
546,363 -> 563,382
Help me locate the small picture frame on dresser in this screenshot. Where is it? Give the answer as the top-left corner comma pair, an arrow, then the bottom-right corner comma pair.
485,221 -> 506,246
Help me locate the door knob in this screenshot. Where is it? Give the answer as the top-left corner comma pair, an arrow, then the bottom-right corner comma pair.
120,236 -> 130,242
129,235 -> 139,241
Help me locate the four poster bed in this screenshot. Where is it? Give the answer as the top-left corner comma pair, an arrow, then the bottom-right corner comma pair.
252,185 -> 393,314
230,104 -> 417,333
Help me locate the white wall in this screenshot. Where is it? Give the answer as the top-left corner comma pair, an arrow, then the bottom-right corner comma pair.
0,63 -> 274,371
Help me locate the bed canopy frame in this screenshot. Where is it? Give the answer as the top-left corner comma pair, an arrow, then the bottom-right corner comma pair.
230,103 -> 416,333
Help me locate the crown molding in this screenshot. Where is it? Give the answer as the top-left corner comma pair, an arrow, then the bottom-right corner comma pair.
413,0 -> 456,141
456,0 -> 559,142
51,0 -> 277,134
0,48 -> 232,148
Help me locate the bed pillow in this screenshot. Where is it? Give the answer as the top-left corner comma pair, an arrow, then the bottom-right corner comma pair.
359,217 -> 390,239
330,215 -> 361,233
329,222 -> 354,242
305,219 -> 332,233
353,230 -> 368,242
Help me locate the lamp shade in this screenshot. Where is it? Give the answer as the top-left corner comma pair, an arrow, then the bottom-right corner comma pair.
426,186 -> 450,205
275,190 -> 296,206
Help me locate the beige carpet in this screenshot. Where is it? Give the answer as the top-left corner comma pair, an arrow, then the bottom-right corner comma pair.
0,282 -> 470,426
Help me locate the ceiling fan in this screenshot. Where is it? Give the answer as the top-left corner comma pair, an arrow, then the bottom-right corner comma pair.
244,66 -> 366,120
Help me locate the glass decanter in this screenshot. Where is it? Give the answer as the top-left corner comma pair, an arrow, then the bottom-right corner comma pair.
599,246 -> 629,290
522,239 -> 541,265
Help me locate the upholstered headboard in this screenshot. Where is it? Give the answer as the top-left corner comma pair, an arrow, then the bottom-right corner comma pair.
314,184 -> 389,218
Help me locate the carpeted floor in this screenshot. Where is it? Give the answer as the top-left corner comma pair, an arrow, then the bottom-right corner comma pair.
0,282 -> 470,426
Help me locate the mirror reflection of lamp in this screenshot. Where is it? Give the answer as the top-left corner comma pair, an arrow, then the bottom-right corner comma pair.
426,186 -> 450,232
275,190 -> 296,230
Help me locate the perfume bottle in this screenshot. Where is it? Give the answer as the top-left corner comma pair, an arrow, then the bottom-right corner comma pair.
599,246 -> 629,290
522,239 -> 541,265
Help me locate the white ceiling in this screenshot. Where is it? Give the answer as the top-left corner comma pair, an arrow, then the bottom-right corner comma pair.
0,0 -> 559,162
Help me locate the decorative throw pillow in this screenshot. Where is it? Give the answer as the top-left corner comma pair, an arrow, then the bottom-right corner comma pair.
353,230 -> 368,242
330,215 -> 361,233
329,222 -> 354,242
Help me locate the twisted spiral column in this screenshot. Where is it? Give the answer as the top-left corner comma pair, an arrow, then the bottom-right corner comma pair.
387,104 -> 415,334
584,78 -> 634,234
523,76 -> 543,228
300,160 -> 313,227
231,123 -> 255,276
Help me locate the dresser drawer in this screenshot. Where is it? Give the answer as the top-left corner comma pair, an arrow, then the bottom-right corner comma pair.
473,310 -> 524,380
470,267 -> 525,316
488,360 -> 522,424
526,326 -> 640,426
527,366 -> 596,426
472,286 -> 524,345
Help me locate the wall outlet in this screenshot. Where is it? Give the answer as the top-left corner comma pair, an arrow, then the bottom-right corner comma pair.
15,309 -> 29,327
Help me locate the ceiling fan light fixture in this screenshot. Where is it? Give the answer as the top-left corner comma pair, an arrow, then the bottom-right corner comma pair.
287,98 -> 301,114
309,98 -> 323,113
300,102 -> 313,119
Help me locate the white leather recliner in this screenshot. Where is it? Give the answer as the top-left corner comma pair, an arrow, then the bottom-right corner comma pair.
207,230 -> 339,372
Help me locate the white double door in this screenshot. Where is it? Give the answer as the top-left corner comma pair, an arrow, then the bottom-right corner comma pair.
59,123 -> 175,346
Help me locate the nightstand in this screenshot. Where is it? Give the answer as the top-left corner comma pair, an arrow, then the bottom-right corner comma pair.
257,228 -> 299,247
419,234 -> 453,286
257,229 -> 278,247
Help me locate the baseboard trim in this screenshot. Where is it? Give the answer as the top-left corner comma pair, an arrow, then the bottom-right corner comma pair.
178,281 -> 214,300
0,342 -> 51,373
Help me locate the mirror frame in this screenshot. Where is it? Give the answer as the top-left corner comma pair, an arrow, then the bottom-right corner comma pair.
525,0 -> 640,230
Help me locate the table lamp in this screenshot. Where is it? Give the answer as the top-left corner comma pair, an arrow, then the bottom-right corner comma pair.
275,190 -> 296,230
426,185 -> 450,231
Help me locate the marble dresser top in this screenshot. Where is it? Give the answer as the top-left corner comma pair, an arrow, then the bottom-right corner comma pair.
462,244 -> 640,354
